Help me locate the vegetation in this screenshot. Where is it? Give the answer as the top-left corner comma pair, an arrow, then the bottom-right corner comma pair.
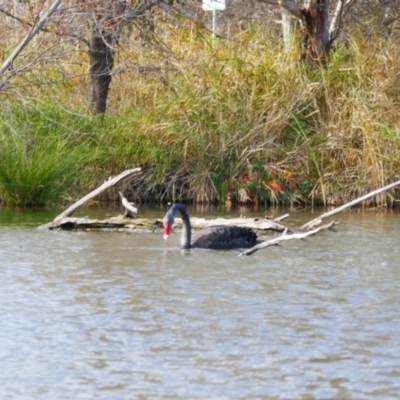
1,25 -> 400,206
0,106 -> 98,205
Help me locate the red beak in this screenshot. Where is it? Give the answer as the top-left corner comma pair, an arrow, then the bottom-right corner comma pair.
163,223 -> 172,240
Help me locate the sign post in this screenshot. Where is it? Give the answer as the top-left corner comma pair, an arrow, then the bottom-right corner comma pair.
202,0 -> 226,47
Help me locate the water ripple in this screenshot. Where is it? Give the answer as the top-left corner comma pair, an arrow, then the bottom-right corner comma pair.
1,212 -> 400,399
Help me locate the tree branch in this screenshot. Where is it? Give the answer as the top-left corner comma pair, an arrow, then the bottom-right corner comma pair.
0,5 -> 89,46
0,0 -> 62,84
330,0 -> 355,42
239,221 -> 338,256
122,0 -> 161,23
53,168 -> 141,222
119,191 -> 138,218
257,0 -> 302,20
0,6 -> 38,28
301,179 -> 400,230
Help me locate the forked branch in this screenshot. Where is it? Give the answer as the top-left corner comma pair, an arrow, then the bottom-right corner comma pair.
241,179 -> 400,255
53,168 -> 141,222
239,221 -> 338,256
301,179 -> 400,230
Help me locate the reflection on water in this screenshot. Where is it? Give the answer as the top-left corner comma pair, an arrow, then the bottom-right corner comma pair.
1,209 -> 400,399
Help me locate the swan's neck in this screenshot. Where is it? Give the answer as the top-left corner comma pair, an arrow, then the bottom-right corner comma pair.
165,204 -> 192,249
177,205 -> 191,249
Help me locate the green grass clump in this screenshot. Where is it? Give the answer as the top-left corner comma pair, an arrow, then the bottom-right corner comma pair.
0,107 -> 98,205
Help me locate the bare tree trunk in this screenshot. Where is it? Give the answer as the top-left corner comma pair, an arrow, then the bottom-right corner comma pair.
88,29 -> 116,113
301,0 -> 331,60
86,0 -> 159,114
88,0 -> 126,114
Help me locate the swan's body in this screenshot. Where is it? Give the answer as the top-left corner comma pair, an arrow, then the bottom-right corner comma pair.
163,203 -> 258,249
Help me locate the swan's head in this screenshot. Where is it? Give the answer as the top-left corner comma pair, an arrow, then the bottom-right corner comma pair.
163,222 -> 172,240
163,205 -> 178,241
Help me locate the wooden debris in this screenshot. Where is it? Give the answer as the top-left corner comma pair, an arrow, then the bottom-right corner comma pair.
54,168 -> 141,222
43,214 -> 287,233
45,216 -> 163,231
272,213 -> 290,223
301,179 -> 400,230
39,167 -> 287,232
240,179 -> 400,256
119,191 -> 138,218
239,221 -> 339,256
39,168 -> 141,230
182,216 -> 284,231
40,171 -> 400,256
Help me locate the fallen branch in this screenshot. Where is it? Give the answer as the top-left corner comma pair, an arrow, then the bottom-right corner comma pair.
44,214 -> 287,232
119,191 -> 138,218
53,168 -> 141,222
42,176 -> 400,258
301,179 -> 400,230
239,180 -> 400,255
239,221 -> 339,256
273,213 -> 290,223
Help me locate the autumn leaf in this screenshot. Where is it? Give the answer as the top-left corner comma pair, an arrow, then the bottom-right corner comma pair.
285,171 -> 297,191
238,174 -> 250,184
264,181 -> 283,194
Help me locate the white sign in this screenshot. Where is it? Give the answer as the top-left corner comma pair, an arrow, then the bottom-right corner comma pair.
202,0 -> 225,11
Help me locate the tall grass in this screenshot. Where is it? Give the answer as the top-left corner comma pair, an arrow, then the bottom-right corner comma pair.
0,106 -> 99,205
1,26 -> 400,206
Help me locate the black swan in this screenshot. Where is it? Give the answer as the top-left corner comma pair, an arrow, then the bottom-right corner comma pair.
163,203 -> 258,249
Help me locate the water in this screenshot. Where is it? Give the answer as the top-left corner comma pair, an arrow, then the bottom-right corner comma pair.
1,207 -> 400,399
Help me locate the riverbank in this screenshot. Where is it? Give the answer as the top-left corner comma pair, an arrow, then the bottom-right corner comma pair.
1,27 -> 399,207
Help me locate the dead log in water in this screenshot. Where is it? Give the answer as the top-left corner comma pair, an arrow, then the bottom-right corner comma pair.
240,179 -> 400,255
39,167 -> 289,233
39,168 -> 141,230
239,221 -> 339,256
44,214 -> 288,233
300,179 -> 400,230
54,168 -> 141,222
41,171 -> 400,256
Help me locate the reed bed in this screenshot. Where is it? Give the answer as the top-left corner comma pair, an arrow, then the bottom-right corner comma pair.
1,25 -> 399,206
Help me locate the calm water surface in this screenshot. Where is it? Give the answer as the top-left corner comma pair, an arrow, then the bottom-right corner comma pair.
1,207 -> 400,399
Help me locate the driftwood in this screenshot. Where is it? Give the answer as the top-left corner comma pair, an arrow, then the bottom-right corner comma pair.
46,214 -> 287,233
301,179 -> 400,230
41,168 -> 286,232
46,216 -> 161,232
240,179 -> 400,255
239,221 -> 339,256
42,172 -> 400,255
39,168 -> 141,230
119,191 -> 138,218
54,168 -> 141,222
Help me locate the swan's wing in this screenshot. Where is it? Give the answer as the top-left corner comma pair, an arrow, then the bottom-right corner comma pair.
191,225 -> 258,249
